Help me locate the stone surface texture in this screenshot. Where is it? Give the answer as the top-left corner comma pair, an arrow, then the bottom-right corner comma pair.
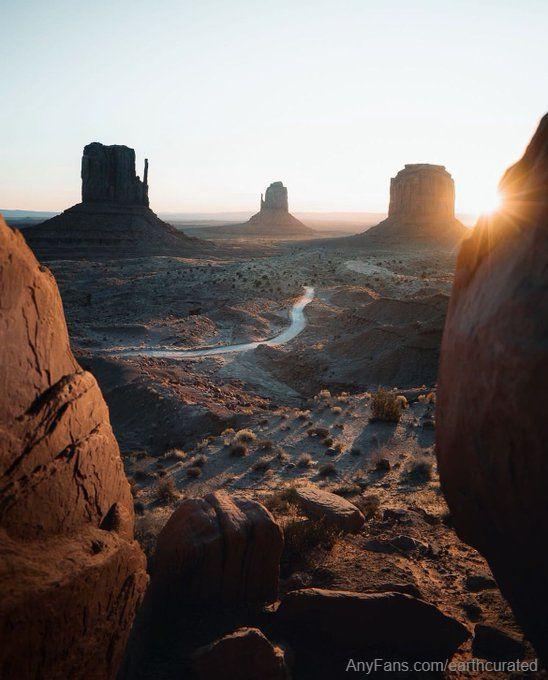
389,164 -> 455,220
261,181 -> 289,211
291,486 -> 365,533
81,142 -> 149,206
436,114 -> 548,661
0,217 -> 148,679
150,490 -> 283,608
191,627 -> 290,680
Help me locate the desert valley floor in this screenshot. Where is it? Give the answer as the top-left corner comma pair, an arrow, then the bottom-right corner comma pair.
34,232 -> 536,678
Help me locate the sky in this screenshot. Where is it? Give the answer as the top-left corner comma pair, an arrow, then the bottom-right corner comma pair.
1,0 -> 547,218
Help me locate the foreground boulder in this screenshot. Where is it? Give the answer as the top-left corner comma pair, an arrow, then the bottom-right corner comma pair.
472,624 -> 526,662
277,588 -> 469,661
0,218 -> 148,678
150,490 -> 283,608
290,486 -> 364,533
191,627 -> 290,680
436,114 -> 548,660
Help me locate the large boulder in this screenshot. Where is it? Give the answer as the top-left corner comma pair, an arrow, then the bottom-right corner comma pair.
290,486 -> 365,533
191,627 -> 290,680
276,588 -> 469,660
150,491 -> 283,608
436,114 -> 548,660
0,218 -> 148,679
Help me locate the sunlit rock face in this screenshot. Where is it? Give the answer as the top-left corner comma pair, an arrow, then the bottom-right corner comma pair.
82,142 -> 149,206
436,114 -> 548,661
261,181 -> 289,211
0,216 -> 148,678
388,164 -> 455,221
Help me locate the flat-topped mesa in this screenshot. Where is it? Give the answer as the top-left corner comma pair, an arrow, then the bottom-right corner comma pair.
350,163 -> 465,248
388,164 -> 455,221
260,181 -> 289,212
82,142 -> 149,207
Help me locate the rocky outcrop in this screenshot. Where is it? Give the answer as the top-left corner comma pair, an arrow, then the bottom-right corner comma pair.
82,142 -> 149,206
24,143 -> 205,259
291,486 -> 364,533
276,588 -> 469,660
191,627 -> 290,680
351,164 -> 466,248
0,217 -> 148,678
150,491 -> 283,608
436,114 -> 548,660
228,182 -> 314,237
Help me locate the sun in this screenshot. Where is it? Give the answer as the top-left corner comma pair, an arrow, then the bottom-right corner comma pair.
479,187 -> 503,216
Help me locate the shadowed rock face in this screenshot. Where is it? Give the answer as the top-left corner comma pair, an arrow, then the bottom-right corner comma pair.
0,217 -> 148,678
436,114 -> 548,660
389,164 -> 455,221
352,163 -> 465,248
82,142 -> 149,206
23,143 -> 204,259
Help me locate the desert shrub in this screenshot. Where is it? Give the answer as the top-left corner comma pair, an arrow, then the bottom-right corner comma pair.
191,454 -> 207,467
354,493 -> 381,519
282,511 -> 340,566
186,466 -> 202,478
229,442 -> 248,457
252,456 -> 272,472
235,428 -> 256,442
297,453 -> 313,468
375,457 -> 391,472
221,428 -> 235,437
257,439 -> 274,451
334,441 -> 344,453
306,427 -> 316,436
296,409 -> 311,420
196,438 -> 209,450
337,392 -> 349,403
319,462 -> 337,477
162,448 -> 186,461
404,457 -> 433,483
323,436 -> 334,447
395,395 -> 409,409
314,426 -> 330,438
418,392 -> 436,404
370,388 -> 402,423
277,449 -> 291,464
331,482 -> 361,497
318,389 -> 332,399
331,406 -> 343,415
156,478 -> 179,503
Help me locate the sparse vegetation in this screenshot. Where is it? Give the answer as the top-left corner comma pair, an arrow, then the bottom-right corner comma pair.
354,493 -> 381,519
277,449 -> 291,464
297,453 -> 313,468
156,478 -> 179,503
403,456 -> 433,483
235,428 -> 256,442
191,454 -> 207,467
297,409 -> 311,420
186,466 -> 202,478
229,442 -> 248,457
257,439 -> 274,451
162,448 -> 186,461
323,436 -> 334,447
319,462 -> 337,477
370,387 -> 402,422
331,405 -> 343,414
252,456 -> 272,472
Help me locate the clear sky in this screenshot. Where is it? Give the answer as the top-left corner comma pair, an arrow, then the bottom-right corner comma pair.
1,0 -> 546,217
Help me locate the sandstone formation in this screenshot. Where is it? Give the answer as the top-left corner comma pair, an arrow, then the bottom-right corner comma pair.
291,486 -> 365,533
191,627 -> 290,680
436,114 -> 548,660
24,143 -> 205,259
0,217 -> 148,678
149,490 -> 283,608
352,164 -> 466,247
276,588 -> 469,660
228,181 -> 314,237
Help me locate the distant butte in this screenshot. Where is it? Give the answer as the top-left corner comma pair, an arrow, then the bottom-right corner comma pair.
24,143 -> 207,259
228,181 -> 314,237
351,164 -> 467,248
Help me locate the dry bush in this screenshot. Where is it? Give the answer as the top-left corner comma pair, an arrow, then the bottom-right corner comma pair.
331,406 -> 343,415
403,457 -> 433,483
297,410 -> 311,420
263,486 -> 299,515
135,512 -> 170,559
319,462 -> 337,477
257,439 -> 274,451
331,482 -> 361,497
353,493 -> 381,519
318,389 -> 332,400
323,436 -> 334,447
235,428 -> 256,442
374,457 -> 391,472
334,441 -> 344,453
186,466 -> 202,478
196,438 -> 209,450
162,448 -> 186,462
191,454 -> 207,467
229,442 -> 248,457
156,478 -> 179,503
297,453 -> 313,468
252,456 -> 272,473
370,388 -> 402,423
395,395 -> 409,409
314,426 -> 330,438
221,428 -> 235,437
277,449 -> 291,464
282,511 -> 340,567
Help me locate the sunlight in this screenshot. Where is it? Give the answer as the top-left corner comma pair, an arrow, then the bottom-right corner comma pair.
478,186 -> 503,217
